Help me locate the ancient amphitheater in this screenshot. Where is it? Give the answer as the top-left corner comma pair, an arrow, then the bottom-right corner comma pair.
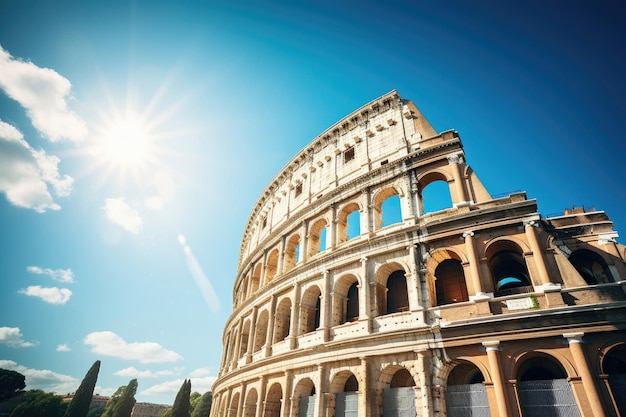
210,91 -> 626,417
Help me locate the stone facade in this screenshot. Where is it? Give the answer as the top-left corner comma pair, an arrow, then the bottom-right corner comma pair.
210,91 -> 626,417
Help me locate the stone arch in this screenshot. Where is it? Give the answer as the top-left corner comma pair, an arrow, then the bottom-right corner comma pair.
568,248 -> 613,284
264,382 -> 283,417
228,392 -> 240,417
308,217 -> 329,257
417,169 -> 454,215
299,285 -> 321,335
374,262 -> 410,316
265,248 -> 280,283
251,263 -> 262,294
601,342 -> 626,416
329,370 -> 359,393
512,350 -> 578,381
484,238 -> 533,297
372,185 -> 403,230
243,388 -> 258,417
293,377 -> 316,417
273,297 -> 292,343
379,364 -> 417,387
284,233 -> 301,272
253,309 -> 269,352
337,201 -> 361,244
444,360 -> 491,417
426,248 -> 468,307
239,319 -> 251,358
333,273 -> 360,325
293,376 -> 316,397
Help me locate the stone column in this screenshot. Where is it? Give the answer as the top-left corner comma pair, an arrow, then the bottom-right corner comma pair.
360,357 -> 372,417
447,153 -> 468,205
317,364 -> 329,417
360,257 -> 370,320
283,370 -> 293,417
246,306 -> 258,363
524,220 -> 554,289
256,376 -> 267,417
265,295 -> 277,356
236,383 -> 246,417
462,231 -> 485,296
408,244 -> 423,307
329,204 -> 337,250
288,282 -> 300,349
564,332 -> 607,417
482,341 -> 510,417
277,235 -> 286,275
320,270 -> 331,342
417,351 -> 433,417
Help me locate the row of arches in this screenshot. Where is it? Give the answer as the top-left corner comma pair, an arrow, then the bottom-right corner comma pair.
238,171 -> 464,306
213,343 -> 626,417
225,243 -> 620,371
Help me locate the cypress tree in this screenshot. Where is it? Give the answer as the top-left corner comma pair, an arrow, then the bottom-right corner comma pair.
171,379 -> 191,417
64,360 -> 101,417
102,379 -> 137,417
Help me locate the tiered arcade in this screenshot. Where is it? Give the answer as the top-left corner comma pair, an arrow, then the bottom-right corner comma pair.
210,91 -> 626,417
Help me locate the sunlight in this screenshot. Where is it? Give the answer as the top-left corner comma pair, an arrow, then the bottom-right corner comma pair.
96,113 -> 153,169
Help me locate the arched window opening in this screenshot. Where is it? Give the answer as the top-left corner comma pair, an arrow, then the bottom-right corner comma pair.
251,264 -> 262,293
244,389 -> 258,417
265,249 -> 279,283
383,368 -> 417,417
300,287 -> 321,335
346,282 -> 359,323
273,299 -> 292,343
296,379 -> 316,417
229,393 -> 240,417
569,249 -> 612,285
338,203 -> 360,244
390,369 -> 415,388
421,179 -> 452,214
603,345 -> 626,416
490,250 -> 532,297
284,235 -> 301,272
253,310 -> 269,352
517,356 -> 580,417
308,219 -> 328,258
446,363 -> 490,417
347,210 -> 360,240
386,270 -> 409,314
344,375 -> 359,392
239,321 -> 250,358
381,194 -> 402,228
264,383 -> 283,417
435,259 -> 469,305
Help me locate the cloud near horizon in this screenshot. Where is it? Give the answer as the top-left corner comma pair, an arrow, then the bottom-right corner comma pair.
0,119 -> 74,212
84,331 -> 183,364
27,266 -> 75,283
0,45 -> 87,142
103,198 -> 143,234
0,327 -> 36,348
19,285 -> 72,305
114,366 -> 175,379
141,375 -> 215,398
0,360 -> 78,394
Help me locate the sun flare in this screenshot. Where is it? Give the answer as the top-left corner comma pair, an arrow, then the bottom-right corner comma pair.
98,116 -> 152,168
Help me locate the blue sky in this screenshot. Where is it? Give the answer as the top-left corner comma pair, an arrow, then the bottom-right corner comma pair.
0,0 -> 624,406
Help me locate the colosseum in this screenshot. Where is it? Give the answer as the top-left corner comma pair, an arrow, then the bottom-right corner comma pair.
210,90 -> 626,417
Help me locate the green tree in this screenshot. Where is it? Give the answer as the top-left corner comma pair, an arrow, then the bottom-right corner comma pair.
0,369 -> 26,400
87,407 -> 104,417
64,360 -> 101,417
9,390 -> 67,417
170,379 -> 191,417
101,379 -> 137,417
158,408 -> 172,417
189,392 -> 201,415
190,392 -> 212,417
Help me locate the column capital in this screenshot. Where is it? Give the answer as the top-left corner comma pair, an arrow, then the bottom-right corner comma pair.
360,256 -> 368,263
524,219 -> 538,228
482,340 -> 501,351
563,332 -> 584,344
462,230 -> 475,239
447,152 -> 464,165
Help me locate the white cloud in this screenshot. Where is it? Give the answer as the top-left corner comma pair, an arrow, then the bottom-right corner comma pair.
103,198 -> 142,234
84,331 -> 183,364
27,266 -> 75,283
56,344 -> 70,352
19,285 -> 72,305
114,366 -> 174,378
178,234 -> 220,312
0,360 -> 78,394
142,376 -> 215,397
0,45 -> 87,142
0,119 -> 73,212
0,327 -> 36,348
189,367 -> 212,378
